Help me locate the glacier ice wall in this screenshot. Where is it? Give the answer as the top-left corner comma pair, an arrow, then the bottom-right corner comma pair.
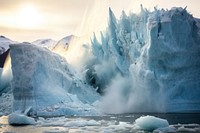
90,7 -> 200,113
10,43 -> 100,116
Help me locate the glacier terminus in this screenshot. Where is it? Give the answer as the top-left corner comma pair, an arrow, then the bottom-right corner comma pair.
0,6 -> 200,126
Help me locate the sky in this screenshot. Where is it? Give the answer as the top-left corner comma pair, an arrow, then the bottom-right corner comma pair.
0,0 -> 200,42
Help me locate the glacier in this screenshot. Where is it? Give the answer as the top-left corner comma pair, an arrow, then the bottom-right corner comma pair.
1,6 -> 200,119
88,7 -> 200,113
9,43 -> 100,116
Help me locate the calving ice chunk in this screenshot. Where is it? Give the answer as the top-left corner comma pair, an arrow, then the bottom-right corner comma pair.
90,6 -> 200,113
10,43 -> 100,116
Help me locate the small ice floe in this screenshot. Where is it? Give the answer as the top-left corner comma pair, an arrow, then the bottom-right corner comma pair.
134,115 -> 169,131
8,113 -> 35,125
175,124 -> 200,132
153,126 -> 176,133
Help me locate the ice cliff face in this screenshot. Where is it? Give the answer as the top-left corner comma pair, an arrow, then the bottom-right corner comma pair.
10,43 -> 100,116
90,7 -> 200,113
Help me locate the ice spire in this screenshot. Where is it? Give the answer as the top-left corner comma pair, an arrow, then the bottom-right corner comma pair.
108,7 -> 120,55
91,33 -> 103,60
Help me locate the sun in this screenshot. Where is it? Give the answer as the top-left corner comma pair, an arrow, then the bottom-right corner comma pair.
16,4 -> 42,29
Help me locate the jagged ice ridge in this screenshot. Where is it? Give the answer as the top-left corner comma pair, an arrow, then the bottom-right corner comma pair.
89,6 -> 200,113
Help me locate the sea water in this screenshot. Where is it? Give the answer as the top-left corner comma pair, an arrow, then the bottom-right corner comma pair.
1,113 -> 200,133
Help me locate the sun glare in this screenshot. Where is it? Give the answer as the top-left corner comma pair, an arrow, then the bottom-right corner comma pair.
16,4 -> 42,29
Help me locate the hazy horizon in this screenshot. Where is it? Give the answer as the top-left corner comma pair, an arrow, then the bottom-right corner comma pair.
0,0 -> 200,42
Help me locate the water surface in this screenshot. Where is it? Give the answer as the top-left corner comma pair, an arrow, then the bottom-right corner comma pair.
1,113 -> 200,133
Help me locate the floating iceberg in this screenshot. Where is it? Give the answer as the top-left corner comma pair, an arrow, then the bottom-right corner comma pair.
10,43 -> 100,116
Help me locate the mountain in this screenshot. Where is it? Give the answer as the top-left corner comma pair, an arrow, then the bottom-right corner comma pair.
0,35 -> 17,55
32,35 -> 77,51
32,39 -> 57,50
53,35 -> 77,50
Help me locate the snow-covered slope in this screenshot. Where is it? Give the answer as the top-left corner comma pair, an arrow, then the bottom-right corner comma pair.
10,43 -> 100,116
53,35 -> 76,51
56,35 -> 76,46
32,39 -> 57,49
32,35 -> 77,51
89,7 -> 200,113
0,36 -> 17,55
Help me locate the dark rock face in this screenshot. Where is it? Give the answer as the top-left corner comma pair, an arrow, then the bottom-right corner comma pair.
0,49 -> 10,68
